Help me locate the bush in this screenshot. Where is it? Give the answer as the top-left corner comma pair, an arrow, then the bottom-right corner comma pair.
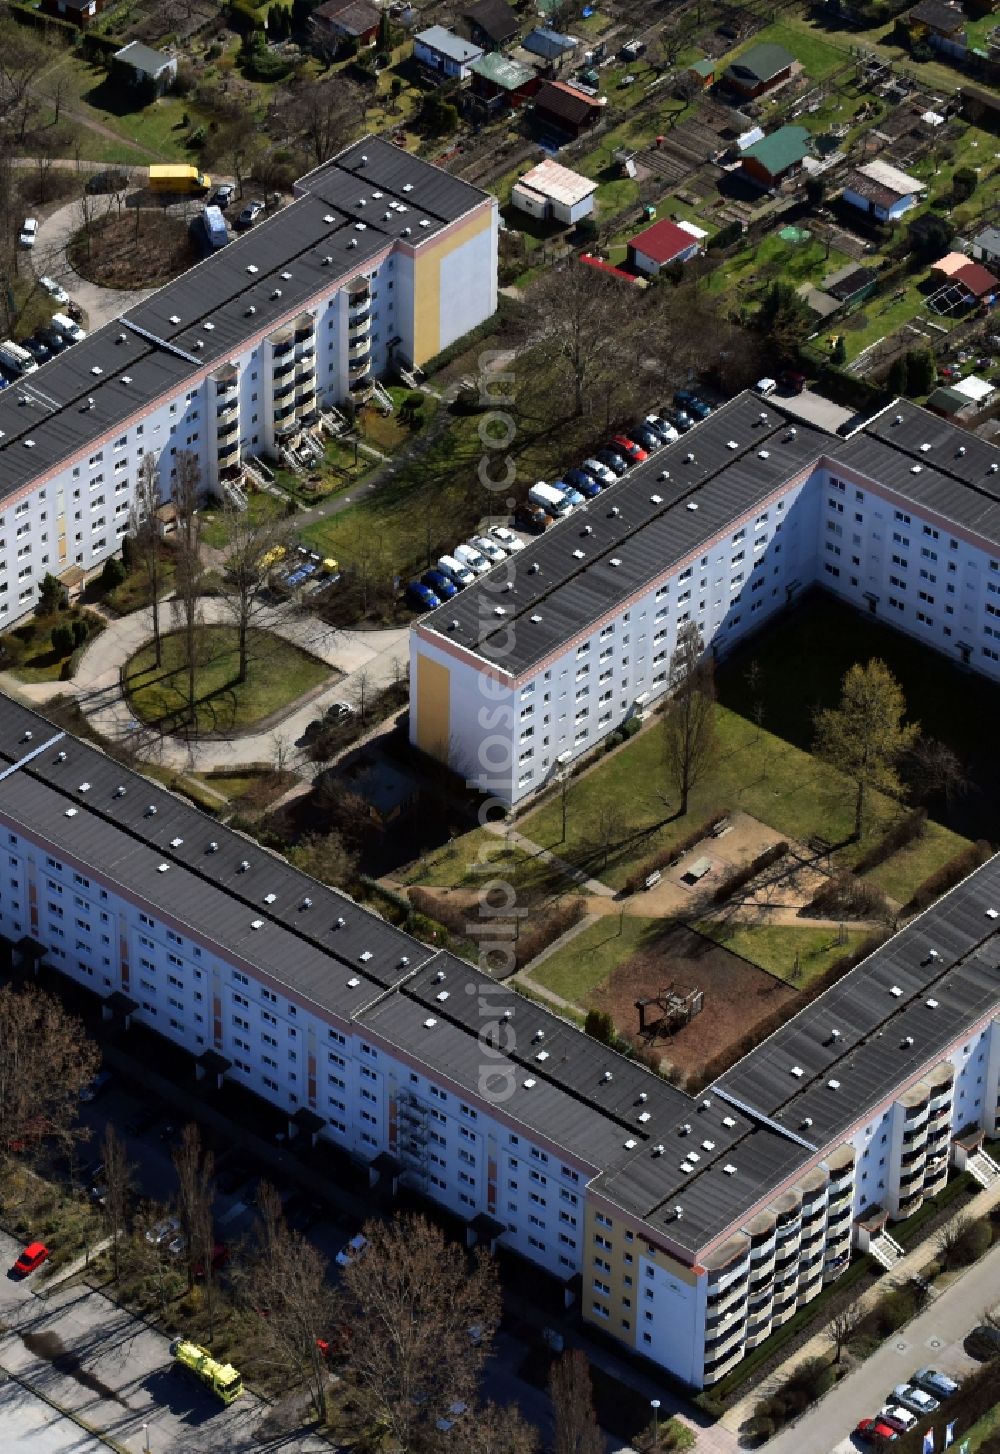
954,1217 -> 992,1265
604,730 -> 624,751
585,1008 -> 615,1044
622,813 -> 728,896
51,624 -> 74,657
0,635 -> 26,669
854,810 -> 927,874
712,841 -> 789,905
805,870 -> 888,920
708,220 -> 744,251
904,840 -> 993,914
99,556 -> 126,593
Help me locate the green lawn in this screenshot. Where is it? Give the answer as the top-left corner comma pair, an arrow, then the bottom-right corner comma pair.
124,626 -> 329,735
528,915 -> 659,1002
705,232 -> 854,304
693,921 -> 868,986
520,704 -> 965,895
199,491 -> 287,551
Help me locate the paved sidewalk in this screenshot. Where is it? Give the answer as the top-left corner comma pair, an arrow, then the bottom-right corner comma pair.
721,1174 -> 1000,1441
5,595 -> 409,774
482,819 -> 617,898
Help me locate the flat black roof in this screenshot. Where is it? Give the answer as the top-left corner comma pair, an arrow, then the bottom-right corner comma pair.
0,138 -> 488,505
419,394 -> 1000,680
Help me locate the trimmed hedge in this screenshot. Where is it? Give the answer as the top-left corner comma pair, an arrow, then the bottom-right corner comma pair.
711,841 -> 789,905
622,812 -> 728,896
903,839 -> 992,915
853,807 -> 927,875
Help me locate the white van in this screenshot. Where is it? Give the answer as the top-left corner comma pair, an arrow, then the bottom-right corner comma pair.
454,542 -> 490,576
437,554 -> 474,588
51,312 -> 86,344
0,340 -> 38,376
529,481 -> 573,519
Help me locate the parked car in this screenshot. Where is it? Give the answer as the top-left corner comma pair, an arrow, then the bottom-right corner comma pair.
469,533 -> 506,565
855,1417 -> 899,1447
552,480 -> 585,508
212,183 -> 236,209
487,526 -> 524,553
454,542 -> 491,576
779,369 -> 806,394
563,467 -> 600,498
437,554 -> 475,587
405,580 -> 440,610
335,1233 -> 369,1268
594,449 -> 628,476
422,568 -> 458,599
755,377 -> 777,396
671,409 -> 695,432
12,1241 -> 48,1277
878,1406 -> 917,1435
21,336 -> 50,364
581,457 -> 616,487
610,433 -> 648,463
629,422 -> 662,452
674,389 -> 711,419
645,414 -> 679,444
192,1243 -> 229,1279
965,1324 -> 1000,1361
39,276 -> 69,306
891,1384 -> 939,1418
513,504 -> 548,534
236,200 -> 264,229
167,1233 -> 187,1259
19,218 -> 37,249
325,701 -> 354,722
912,1369 -> 958,1400
37,326 -> 67,354
145,1216 -> 182,1248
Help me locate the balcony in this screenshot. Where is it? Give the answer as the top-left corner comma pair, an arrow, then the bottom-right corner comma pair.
273,358 -> 296,381
349,336 -> 372,362
218,438 -> 240,463
349,310 -> 372,337
217,417 -> 240,442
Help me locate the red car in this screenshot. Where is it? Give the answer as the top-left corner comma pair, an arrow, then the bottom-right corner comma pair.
193,1242 -> 229,1279
855,1417 -> 899,1447
611,434 -> 648,463
13,1241 -> 49,1277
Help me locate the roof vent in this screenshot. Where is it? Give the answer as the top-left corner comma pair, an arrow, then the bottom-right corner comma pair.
701,1099 -> 712,1110
722,1115 -> 736,1128
118,331 -> 127,343
790,1065 -> 804,1077
157,863 -> 169,874
322,255 -> 333,265
55,751 -> 66,763
436,990 -> 449,1002
758,449 -> 770,460
323,215 -> 335,224
354,223 -> 367,232
403,182 -> 413,192
170,836 -> 183,848
602,1070 -> 613,1083
238,859 -> 250,873
890,985 -> 903,997
146,805 -> 157,816
674,1205 -> 684,1219
638,1111 -> 650,1123
302,896 -> 313,909
271,289 -> 282,299
169,314 -> 180,325
610,557 -> 622,568
727,440 -> 739,451
399,956 -> 409,967
21,731 -> 31,741
801,1116 -> 813,1128
928,948 -> 940,960
207,841 -> 218,852
78,781 -> 90,793
203,321 -> 215,332
402,227 -> 411,237
920,442 -> 931,453
280,271 -> 292,281
990,463 -> 999,474
246,264 -> 258,274
830,1028 -> 841,1041
894,413 -> 903,425
653,1144 -> 665,1156
680,1161 -> 693,1174
958,445 -> 966,456
986,908 -> 999,920
246,306 -> 256,317
529,562 -> 540,573
926,997 -> 939,1009
610,505 -> 620,517
688,1151 -> 700,1163
194,341 -> 204,350
65,807 -> 78,818
686,502 -> 699,512
723,1164 -> 737,1176
86,398 -> 95,410
911,464 -> 922,474
263,892 -> 277,904
659,470 -> 670,481
828,1078 -> 841,1089
583,524 -> 593,535
359,950 -> 373,962
759,412 -> 768,424
536,1049 -> 550,1061
702,1139 -> 715,1151
359,154 -> 368,165
347,976 -> 360,987
503,1008 -> 513,1020
24,439 -> 35,448
786,427 -> 797,439
638,1091 -> 647,1102
530,613 -> 542,623
523,1076 -> 536,1088
902,1035 -> 914,1048
685,452 -> 695,463
348,239 -> 359,248
680,1123 -> 692,1135
650,494 -> 663,504
372,190 -> 383,199
572,549 -> 585,560
114,786 -> 126,798
121,375 -> 132,385
624,1138 -> 637,1150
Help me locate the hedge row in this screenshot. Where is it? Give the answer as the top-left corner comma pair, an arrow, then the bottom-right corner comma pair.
711,841 -> 789,906
621,813 -> 728,897
903,839 -> 993,915
805,869 -> 888,920
853,807 -> 927,875
406,887 -> 585,971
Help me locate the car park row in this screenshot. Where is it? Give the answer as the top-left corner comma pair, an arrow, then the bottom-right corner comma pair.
404,398 -> 713,610
855,1368 -> 961,1447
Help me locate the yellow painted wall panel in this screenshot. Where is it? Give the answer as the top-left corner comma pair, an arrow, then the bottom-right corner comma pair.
415,653 -> 450,761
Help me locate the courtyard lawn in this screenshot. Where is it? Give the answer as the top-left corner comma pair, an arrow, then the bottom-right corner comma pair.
528,915 -> 660,1003
199,490 -> 287,550
125,626 -> 329,735
520,703 -> 965,896
705,232 -> 855,304
693,921 -> 868,986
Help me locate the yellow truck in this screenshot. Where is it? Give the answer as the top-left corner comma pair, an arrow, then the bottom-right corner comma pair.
169,1336 -> 242,1405
148,165 -> 211,195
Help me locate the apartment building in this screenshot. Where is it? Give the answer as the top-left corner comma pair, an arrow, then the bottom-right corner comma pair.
410,394 -> 1000,806
0,690 -> 999,1388
0,137 -> 497,620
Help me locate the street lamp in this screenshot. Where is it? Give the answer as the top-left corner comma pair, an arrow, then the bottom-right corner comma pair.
142,1424 -> 150,1454
650,1398 -> 661,1449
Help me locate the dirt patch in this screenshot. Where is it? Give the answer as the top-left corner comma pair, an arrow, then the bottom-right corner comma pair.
590,923 -> 798,1083
68,211 -> 200,289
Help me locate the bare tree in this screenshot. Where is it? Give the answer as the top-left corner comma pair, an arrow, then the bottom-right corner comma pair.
338,1212 -> 501,1451
289,830 -> 358,888
825,1297 -> 865,1362
550,1350 -> 603,1454
352,666 -> 373,727
276,76 -> 365,168
173,450 -> 203,729
590,801 -> 626,872
130,452 -> 163,668
906,735 -> 968,811
218,505 -> 292,684
172,1123 -> 215,1300
0,984 -> 99,1174
529,265 -> 620,418
661,623 -> 716,816
464,1403 -> 538,1454
237,1184 -> 337,1419
100,1123 -> 134,1284
936,1212 -> 973,1272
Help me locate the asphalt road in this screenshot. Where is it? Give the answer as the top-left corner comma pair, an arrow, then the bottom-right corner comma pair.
766,1241 -> 1000,1454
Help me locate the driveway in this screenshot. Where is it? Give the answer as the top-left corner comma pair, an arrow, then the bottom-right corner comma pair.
62,594 -> 409,772
764,1241 -> 1000,1454
0,1229 -> 329,1454
32,196 -> 160,333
